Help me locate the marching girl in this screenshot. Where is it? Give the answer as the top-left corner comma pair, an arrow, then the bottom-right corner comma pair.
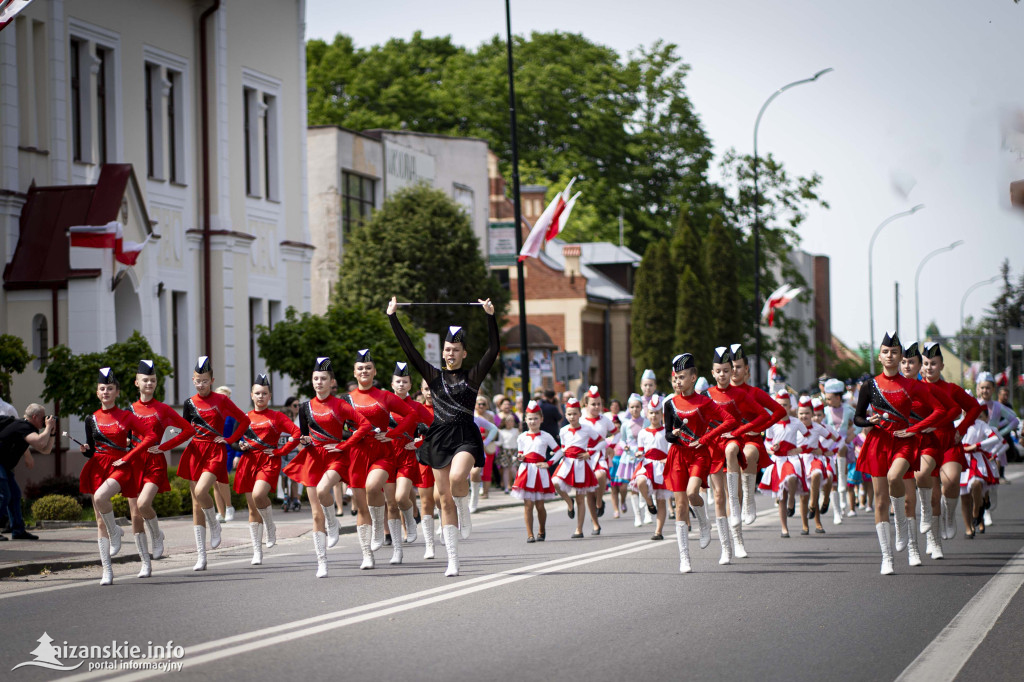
388,296 -> 501,577
553,397 -> 602,538
853,332 -> 945,575
79,368 -> 158,585
179,356 -> 251,571
800,398 -> 833,535
283,357 -> 373,577
471,396 -> 500,511
633,395 -> 673,540
960,403 -> 1001,538
639,369 -> 659,419
604,398 -> 625,518
581,386 -> 618,519
616,394 -> 647,526
811,398 -> 843,526
759,390 -> 804,538
346,349 -> 418,567
413,379 -> 439,558
387,362 -> 433,558
497,412 -> 521,495
235,374 -> 300,566
822,378 -> 856,518
512,401 -> 560,542
128,360 -> 195,575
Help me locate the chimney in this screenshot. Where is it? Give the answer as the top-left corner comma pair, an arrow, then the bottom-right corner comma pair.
563,244 -> 581,280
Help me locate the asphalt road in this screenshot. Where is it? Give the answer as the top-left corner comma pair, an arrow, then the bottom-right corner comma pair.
2,467 -> 1023,682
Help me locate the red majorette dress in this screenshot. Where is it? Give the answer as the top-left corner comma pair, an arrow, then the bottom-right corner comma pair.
705,385 -> 775,473
390,395 -> 434,486
414,403 -> 436,489
664,392 -> 738,491
960,421 -> 1001,493
731,382 -> 787,468
80,407 -> 159,497
582,412 -> 618,475
854,373 -> 944,477
178,392 -> 250,483
552,423 -> 601,494
758,418 -> 805,498
284,395 -> 373,487
511,431 -> 560,501
344,387 -> 416,488
631,426 -> 673,500
908,379 -> 958,479
129,398 -> 195,493
800,422 -> 835,483
234,408 -> 301,493
924,377 -> 981,471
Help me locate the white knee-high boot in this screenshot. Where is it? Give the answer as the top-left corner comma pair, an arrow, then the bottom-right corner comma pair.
837,457 -> 848,509
134,532 -> 152,578
716,517 -> 732,565
630,493 -> 642,527
99,510 -> 123,556
469,480 -> 480,512
257,505 -> 277,547
422,515 -> 436,559
693,504 -> 711,549
144,516 -> 164,559
741,473 -> 757,525
249,522 -> 263,565
192,525 -> 207,571
313,530 -> 328,578
890,495 -> 908,552
919,491 -> 933,533
323,504 -> 339,548
831,490 -> 843,525
442,525 -> 460,577
726,472 -> 741,525
876,522 -> 894,575
944,495 -> 959,540
357,524 -> 375,570
907,522 -> 922,567
454,495 -> 472,539
730,518 -> 747,559
388,518 -> 404,565
98,537 -> 113,585
675,521 -> 692,574
369,505 -> 387,551
202,507 -> 222,549
402,505 -> 417,543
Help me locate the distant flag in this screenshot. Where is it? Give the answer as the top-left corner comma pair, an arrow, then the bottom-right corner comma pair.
760,283 -> 803,327
69,221 -> 151,266
115,234 -> 153,266
518,178 -> 581,262
0,1 -> 34,32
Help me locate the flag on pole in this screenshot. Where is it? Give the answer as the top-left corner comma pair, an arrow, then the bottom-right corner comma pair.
115,234 -> 153,266
760,283 -> 803,327
0,1 -> 35,32
69,222 -> 120,249
518,178 -> 581,262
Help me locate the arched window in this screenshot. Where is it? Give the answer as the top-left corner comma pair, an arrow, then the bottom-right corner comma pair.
33,314 -> 49,370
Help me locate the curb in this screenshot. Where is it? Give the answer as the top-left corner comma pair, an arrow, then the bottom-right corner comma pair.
0,500 -> 523,580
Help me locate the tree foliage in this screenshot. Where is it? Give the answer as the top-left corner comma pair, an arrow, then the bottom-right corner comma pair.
41,332 -> 174,421
631,240 -> 676,384
703,215 -> 744,349
0,333 -> 32,402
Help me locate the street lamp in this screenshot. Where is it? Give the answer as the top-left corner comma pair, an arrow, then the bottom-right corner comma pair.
753,67 -> 832,388
914,239 -> 964,344
867,204 -> 925,373
958,274 -> 1000,386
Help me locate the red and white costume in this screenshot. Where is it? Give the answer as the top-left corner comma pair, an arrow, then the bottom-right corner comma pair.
512,430 -> 560,501
80,407 -> 159,497
705,384 -> 776,473
632,425 -> 673,500
390,394 -> 434,486
553,422 -> 601,494
731,381 -> 787,468
413,403 -> 436,489
283,395 -> 373,486
759,417 -> 805,498
582,413 -> 617,476
129,398 -> 195,493
960,420 -> 1001,493
800,420 -> 835,484
234,408 -> 301,493
663,391 -> 738,491
345,386 -> 417,488
179,392 -> 250,483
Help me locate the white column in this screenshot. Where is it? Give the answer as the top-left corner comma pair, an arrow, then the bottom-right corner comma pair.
47,0 -> 68,184
68,246 -> 116,353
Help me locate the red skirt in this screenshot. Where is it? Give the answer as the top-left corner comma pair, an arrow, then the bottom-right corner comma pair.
416,461 -> 435,489
856,429 -> 917,477
709,439 -> 746,474
665,443 -> 709,491
80,453 -> 140,498
349,439 -> 388,488
742,434 -> 771,469
511,460 -> 557,501
395,446 -> 422,485
234,451 -> 282,493
369,446 -> 399,481
177,440 -> 229,484
481,452 -> 495,481
759,455 -> 807,497
803,454 -> 834,484
632,457 -> 672,499
283,444 -> 348,487
552,456 -> 598,494
138,451 -> 171,493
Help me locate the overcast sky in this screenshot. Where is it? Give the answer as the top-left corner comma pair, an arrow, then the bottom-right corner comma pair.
307,0 -> 1024,355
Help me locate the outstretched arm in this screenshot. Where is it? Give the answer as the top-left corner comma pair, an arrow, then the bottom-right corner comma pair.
387,296 -> 438,382
469,299 -> 500,386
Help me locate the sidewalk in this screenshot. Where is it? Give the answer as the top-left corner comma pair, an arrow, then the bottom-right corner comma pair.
0,493 -> 522,579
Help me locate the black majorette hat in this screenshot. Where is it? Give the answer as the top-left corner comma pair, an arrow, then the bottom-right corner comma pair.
923,342 -> 943,359
712,346 -> 732,364
881,331 -> 901,348
98,367 -> 117,384
394,361 -> 410,377
672,353 -> 695,373
445,325 -> 466,346
356,348 -> 373,364
137,359 -> 155,375
254,373 -> 271,387
903,342 -> 921,359
194,356 -> 212,374
729,343 -> 745,361
314,356 -> 333,373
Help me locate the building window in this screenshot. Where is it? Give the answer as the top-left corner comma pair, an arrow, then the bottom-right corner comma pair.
96,47 -> 109,165
70,39 -> 82,161
33,315 -> 49,371
142,47 -> 188,185
242,71 -> 282,203
263,93 -> 279,201
167,69 -> 180,182
244,87 -> 258,196
342,171 -> 375,239
69,23 -> 121,168
145,64 -> 155,177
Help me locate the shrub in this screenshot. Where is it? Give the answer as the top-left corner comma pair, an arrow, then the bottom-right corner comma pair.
152,489 -> 184,517
110,493 -> 130,518
31,494 -> 83,521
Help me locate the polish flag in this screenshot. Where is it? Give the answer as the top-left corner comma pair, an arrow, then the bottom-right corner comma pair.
115,234 -> 152,266
69,222 -> 120,249
760,283 -> 803,327
0,1 -> 35,32
518,178 -> 581,262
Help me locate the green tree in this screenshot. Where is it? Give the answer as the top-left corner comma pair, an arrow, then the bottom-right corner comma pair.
335,184 -> 508,375
0,334 -> 32,402
924,321 -> 941,341
257,305 -> 422,398
703,215 -> 743,348
674,265 -> 712,371
631,239 -> 676,383
41,332 -> 174,421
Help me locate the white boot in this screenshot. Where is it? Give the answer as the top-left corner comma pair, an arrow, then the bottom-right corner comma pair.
641,499 -> 653,525
99,510 -> 123,556
369,505 -> 387,551
469,480 -> 480,513
98,537 -> 113,585
741,473 -> 757,525
630,494 -> 642,527
422,515 -> 436,559
675,521 -> 692,574
402,505 -> 417,544
442,524 -> 460,577
939,496 -> 948,540
454,495 -> 472,539
225,505 -> 235,522
357,524 -> 375,570
890,496 -> 908,552
944,496 -> 959,540
257,505 -> 277,547
249,522 -> 263,565
144,517 -> 165,560
984,509 -> 994,527
730,520 -> 748,559
907,525 -> 922,567
837,457 -> 848,512
134,532 -> 152,578
694,504 -> 712,549
192,525 -> 207,571
324,504 -> 340,548
924,527 -> 935,556
929,529 -> 944,560
919,492 -> 933,534
726,472 -> 741,525
202,507 -> 222,549
704,487 -> 714,508
388,518 -> 404,565
716,517 -> 733,565
313,530 -> 328,578
831,491 -> 843,525
876,522 -> 894,575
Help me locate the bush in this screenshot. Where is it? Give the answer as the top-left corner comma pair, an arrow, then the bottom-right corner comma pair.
152,489 -> 184,517
110,493 -> 130,518
31,494 -> 83,521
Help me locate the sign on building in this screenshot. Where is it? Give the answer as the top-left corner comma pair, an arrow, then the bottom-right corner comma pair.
488,220 -> 518,266
424,332 -> 441,368
384,141 -> 436,195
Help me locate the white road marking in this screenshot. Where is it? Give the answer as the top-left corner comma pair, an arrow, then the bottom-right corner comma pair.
895,545 -> 1024,682
59,538 -> 664,682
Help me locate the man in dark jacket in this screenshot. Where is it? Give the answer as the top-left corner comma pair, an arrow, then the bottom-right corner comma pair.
0,403 -> 56,540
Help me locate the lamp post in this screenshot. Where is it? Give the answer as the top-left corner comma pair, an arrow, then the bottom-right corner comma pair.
915,240 -> 964,344
958,275 -> 1000,386
867,204 -> 925,373
753,67 -> 832,388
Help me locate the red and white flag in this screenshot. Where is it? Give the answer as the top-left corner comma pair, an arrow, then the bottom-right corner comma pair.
760,283 -> 803,327
69,222 -> 120,249
518,178 -> 581,262
115,234 -> 152,266
0,1 -> 35,32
